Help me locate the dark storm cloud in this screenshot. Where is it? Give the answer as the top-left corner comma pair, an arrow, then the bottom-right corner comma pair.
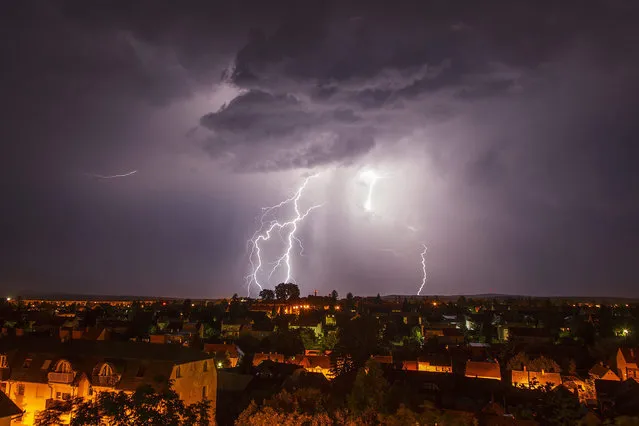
199,90 -> 372,170
2,0 -> 639,297
198,0 -> 639,171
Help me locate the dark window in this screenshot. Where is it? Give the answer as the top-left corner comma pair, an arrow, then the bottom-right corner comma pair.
22,358 -> 32,368
136,366 -> 146,378
202,386 -> 207,399
203,361 -> 208,372
17,384 -> 25,396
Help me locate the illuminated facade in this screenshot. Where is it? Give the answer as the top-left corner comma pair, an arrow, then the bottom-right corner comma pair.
616,348 -> 639,381
0,338 -> 216,425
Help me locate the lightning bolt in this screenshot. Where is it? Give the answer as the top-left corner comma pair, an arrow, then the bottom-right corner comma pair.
360,170 -> 381,213
417,244 -> 427,296
85,170 -> 138,179
245,174 -> 321,296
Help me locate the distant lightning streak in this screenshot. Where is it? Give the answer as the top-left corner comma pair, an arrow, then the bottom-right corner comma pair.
417,244 -> 427,296
358,169 -> 429,295
360,170 -> 381,212
245,174 -> 321,296
86,170 -> 138,179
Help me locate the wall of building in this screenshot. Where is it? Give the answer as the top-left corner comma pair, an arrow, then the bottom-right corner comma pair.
3,378 -> 89,425
417,362 -> 452,373
171,360 -> 217,421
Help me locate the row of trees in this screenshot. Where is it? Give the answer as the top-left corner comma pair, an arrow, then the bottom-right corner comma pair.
34,385 -> 210,426
236,359 -> 639,426
235,360 -> 476,425
259,283 -> 341,302
259,283 -> 301,301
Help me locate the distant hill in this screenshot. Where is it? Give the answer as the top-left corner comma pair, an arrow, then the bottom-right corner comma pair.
382,294 -> 639,303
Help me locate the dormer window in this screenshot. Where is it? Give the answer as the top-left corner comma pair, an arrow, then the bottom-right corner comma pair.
0,355 -> 7,368
55,360 -> 72,373
99,363 -> 113,376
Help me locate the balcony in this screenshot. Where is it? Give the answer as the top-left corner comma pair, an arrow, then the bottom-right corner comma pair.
45,399 -> 73,412
92,374 -> 120,387
47,371 -> 75,384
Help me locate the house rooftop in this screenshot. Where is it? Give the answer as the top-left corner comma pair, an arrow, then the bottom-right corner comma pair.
465,360 -> 501,380
0,391 -> 22,418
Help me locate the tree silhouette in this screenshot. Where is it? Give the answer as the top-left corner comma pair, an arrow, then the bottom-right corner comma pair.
259,289 -> 275,301
331,315 -> 382,375
70,385 -> 211,426
274,283 -> 300,301
348,360 -> 389,415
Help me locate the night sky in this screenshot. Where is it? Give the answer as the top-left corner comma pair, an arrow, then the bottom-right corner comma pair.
2,1 -> 639,298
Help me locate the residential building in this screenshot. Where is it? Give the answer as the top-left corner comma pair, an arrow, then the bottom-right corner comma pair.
204,343 -> 243,368
616,348 -> 639,381
511,368 -> 561,389
589,363 -> 620,381
465,360 -> 501,380
289,317 -> 323,337
0,338 -> 216,425
0,391 -> 22,425
221,319 -> 252,339
403,354 -> 453,373
370,355 -> 393,365
290,355 -> 333,379
252,352 -> 285,366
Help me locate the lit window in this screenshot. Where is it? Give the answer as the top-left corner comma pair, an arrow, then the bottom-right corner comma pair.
0,355 -> 7,368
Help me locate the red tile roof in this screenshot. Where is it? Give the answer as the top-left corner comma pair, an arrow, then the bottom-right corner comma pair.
465,361 -> 501,380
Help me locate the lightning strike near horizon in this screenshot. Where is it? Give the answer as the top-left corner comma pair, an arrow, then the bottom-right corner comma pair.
85,170 -> 138,180
359,169 -> 381,213
245,174 -> 321,297
417,244 -> 427,296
